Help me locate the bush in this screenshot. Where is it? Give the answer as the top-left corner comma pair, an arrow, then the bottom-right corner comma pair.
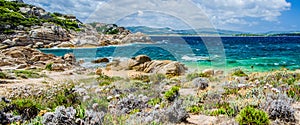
0,72 -> 7,79
267,99 -> 295,122
186,72 -> 209,81
187,105 -> 203,114
148,98 -> 162,106
232,69 -> 248,77
9,99 -> 43,120
236,106 -> 270,125
14,70 -> 42,79
164,86 -> 180,102
45,63 -> 53,71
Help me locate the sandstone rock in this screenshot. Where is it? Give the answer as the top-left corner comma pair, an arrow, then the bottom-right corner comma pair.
202,69 -> 214,76
2,39 -> 15,46
134,55 -> 151,63
51,64 -> 65,71
0,44 -> 8,49
33,42 -> 44,48
16,64 -> 27,69
5,50 -> 25,58
187,115 -> 219,125
95,68 -> 102,75
57,42 -> 75,48
215,70 -> 224,75
0,47 -> 76,71
107,55 -> 187,76
63,53 -> 76,64
91,58 -> 109,63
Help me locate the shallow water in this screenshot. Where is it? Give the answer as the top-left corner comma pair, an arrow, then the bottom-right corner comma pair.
40,36 -> 300,72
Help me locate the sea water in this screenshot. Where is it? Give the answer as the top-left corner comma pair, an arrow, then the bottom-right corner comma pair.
40,36 -> 300,72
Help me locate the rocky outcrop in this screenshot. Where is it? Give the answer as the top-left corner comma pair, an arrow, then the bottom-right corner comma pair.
0,47 -> 76,70
73,24 -> 152,47
91,58 -> 110,63
106,55 -> 187,76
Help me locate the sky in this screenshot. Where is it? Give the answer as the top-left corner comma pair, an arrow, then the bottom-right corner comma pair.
23,0 -> 300,33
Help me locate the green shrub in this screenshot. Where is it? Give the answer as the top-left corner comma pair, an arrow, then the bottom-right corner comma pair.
148,98 -> 162,106
10,99 -> 43,120
99,81 -> 111,86
187,105 -> 203,114
224,87 -> 239,96
0,71 -> 7,79
232,69 -> 248,77
14,70 -> 42,78
46,85 -> 81,110
287,85 -> 300,101
164,86 -> 180,101
76,105 -> 86,119
236,106 -> 270,125
209,108 -> 226,116
186,72 -> 209,81
45,63 -> 53,71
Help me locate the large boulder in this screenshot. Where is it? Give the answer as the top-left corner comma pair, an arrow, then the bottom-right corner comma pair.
0,47 -> 76,70
106,55 -> 187,76
91,58 -> 109,63
2,39 -> 15,46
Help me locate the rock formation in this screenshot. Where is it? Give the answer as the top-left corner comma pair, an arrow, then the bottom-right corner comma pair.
106,55 -> 187,76
0,47 -> 76,70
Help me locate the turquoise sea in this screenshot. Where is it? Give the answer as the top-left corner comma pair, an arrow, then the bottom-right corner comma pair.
40,36 -> 300,72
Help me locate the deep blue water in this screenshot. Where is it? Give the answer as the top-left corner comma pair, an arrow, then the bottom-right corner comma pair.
40,36 -> 300,72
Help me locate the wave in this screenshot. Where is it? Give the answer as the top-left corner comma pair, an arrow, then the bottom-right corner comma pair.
181,55 -> 211,61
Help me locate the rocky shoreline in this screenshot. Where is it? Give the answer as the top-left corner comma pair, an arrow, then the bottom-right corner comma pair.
0,46 -> 299,124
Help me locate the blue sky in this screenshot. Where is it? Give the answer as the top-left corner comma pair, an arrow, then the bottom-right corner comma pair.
23,0 -> 299,33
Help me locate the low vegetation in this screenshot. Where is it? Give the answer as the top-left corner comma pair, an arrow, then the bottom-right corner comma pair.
0,0 -> 80,34
236,106 -> 270,125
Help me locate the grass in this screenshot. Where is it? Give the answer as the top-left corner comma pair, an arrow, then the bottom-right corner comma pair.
14,70 -> 42,79
0,71 -> 7,79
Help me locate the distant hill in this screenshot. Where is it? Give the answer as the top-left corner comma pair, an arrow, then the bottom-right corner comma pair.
126,26 -> 244,36
126,26 -> 300,36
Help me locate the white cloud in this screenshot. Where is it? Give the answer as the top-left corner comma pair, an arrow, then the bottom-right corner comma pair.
192,0 -> 291,27
23,0 -> 105,21
23,0 -> 291,31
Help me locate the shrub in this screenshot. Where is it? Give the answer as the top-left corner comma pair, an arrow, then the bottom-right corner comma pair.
287,84 -> 300,101
149,74 -> 166,84
164,86 -> 180,102
45,63 -> 53,71
187,105 -> 203,114
236,106 -> 270,125
0,72 -> 6,79
14,70 -> 41,79
232,69 -> 248,77
224,87 -> 239,96
186,72 -> 209,81
148,98 -> 162,106
9,99 -> 43,120
266,99 -> 295,122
